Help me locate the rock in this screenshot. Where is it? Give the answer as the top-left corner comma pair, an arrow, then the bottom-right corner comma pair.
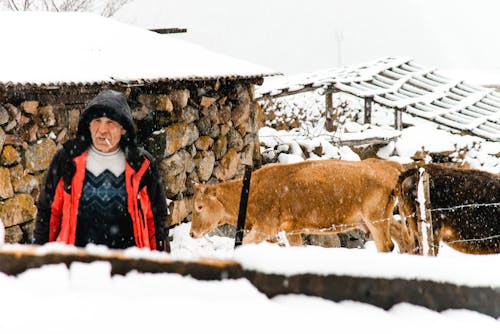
67,109 -> 80,132
155,95 -> 174,112
21,101 -> 39,115
5,225 -> 23,243
4,135 -> 24,147
196,117 -> 211,136
28,124 -> 39,142
24,139 -> 57,173
194,136 -> 214,151
159,149 -> 193,177
11,172 -> 39,195
0,145 -> 21,166
231,102 -> 251,128
0,167 -> 14,199
214,135 -> 227,160
227,128 -> 244,151
39,105 -> 56,126
5,103 -> 20,120
56,128 -> 68,144
200,96 -> 217,109
0,128 -> 5,153
169,89 -> 190,110
0,194 -> 36,228
219,105 -> 232,124
213,148 -> 239,181
164,172 -> 187,198
167,197 -> 193,227
240,142 -> 255,166
181,105 -> 199,123
194,151 -> 215,182
303,234 -> 342,248
164,122 -> 200,156
0,105 -> 9,125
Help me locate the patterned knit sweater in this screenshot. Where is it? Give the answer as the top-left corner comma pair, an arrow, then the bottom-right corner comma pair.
75,146 -> 135,249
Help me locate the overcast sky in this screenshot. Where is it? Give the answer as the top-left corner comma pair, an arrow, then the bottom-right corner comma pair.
116,0 -> 500,75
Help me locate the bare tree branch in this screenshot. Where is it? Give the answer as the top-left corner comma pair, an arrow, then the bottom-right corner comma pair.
0,0 -> 130,14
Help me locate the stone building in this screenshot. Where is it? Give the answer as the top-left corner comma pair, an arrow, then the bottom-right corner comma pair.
0,11 -> 276,243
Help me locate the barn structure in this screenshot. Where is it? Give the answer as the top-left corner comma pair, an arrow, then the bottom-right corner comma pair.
257,57 -> 500,142
0,11 -> 277,243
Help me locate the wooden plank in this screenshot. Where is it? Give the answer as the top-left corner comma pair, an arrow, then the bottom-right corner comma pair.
1,245 -> 500,317
247,271 -> 500,318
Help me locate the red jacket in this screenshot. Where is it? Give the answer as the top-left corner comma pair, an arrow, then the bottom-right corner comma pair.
48,150 -> 158,249
34,147 -> 168,251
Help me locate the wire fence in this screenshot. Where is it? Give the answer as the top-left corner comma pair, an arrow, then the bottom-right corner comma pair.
232,201 -> 500,251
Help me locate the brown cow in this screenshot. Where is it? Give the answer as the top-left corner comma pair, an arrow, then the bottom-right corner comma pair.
190,158 -> 404,252
395,164 -> 500,255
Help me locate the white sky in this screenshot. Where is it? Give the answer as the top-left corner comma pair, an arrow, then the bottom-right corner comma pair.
116,0 -> 500,75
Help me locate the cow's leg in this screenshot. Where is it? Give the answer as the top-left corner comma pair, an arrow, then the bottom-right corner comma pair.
242,228 -> 268,244
390,216 -> 413,253
365,218 -> 394,252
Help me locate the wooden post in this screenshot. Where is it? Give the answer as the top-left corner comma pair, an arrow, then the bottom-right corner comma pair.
394,108 -> 403,130
364,96 -> 373,124
325,91 -> 334,131
416,168 -> 436,256
234,165 -> 253,248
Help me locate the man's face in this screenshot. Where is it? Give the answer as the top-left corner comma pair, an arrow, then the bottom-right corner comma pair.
89,117 -> 126,153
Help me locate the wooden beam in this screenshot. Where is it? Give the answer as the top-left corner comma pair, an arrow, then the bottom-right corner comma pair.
149,28 -> 187,34
364,96 -> 373,124
416,168 -> 437,256
324,91 -> 334,131
394,108 -> 403,130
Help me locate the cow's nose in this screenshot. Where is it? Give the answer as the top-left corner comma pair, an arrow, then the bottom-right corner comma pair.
189,231 -> 195,238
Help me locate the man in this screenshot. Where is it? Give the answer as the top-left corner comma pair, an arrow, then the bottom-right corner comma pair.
33,90 -> 169,251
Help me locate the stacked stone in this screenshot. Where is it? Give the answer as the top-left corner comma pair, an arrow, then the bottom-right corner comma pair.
0,101 -> 62,243
0,80 -> 261,243
133,82 -> 260,227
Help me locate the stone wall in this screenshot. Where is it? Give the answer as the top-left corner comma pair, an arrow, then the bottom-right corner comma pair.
0,79 -> 262,244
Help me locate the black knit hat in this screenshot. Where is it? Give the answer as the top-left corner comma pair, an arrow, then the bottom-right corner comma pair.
78,90 -> 136,138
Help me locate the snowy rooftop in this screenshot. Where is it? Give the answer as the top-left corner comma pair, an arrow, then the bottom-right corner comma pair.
0,11 -> 278,86
257,57 -> 500,142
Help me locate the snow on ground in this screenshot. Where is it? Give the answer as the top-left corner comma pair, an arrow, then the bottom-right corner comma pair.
2,226 -> 500,334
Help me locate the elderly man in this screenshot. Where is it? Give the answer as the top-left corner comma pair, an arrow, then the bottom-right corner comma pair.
33,90 -> 169,251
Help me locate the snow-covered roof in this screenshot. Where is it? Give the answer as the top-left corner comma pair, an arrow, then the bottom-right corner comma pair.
0,11 -> 278,86
257,57 -> 500,142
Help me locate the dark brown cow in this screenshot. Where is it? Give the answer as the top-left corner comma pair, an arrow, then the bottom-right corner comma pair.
190,158 -> 404,252
395,164 -> 500,255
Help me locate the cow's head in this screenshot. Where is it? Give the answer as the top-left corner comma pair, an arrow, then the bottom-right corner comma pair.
190,183 -> 226,238
395,175 -> 422,254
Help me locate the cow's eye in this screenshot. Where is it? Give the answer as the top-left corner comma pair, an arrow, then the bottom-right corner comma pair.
197,205 -> 203,211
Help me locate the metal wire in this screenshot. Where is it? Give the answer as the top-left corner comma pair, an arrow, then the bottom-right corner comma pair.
236,202 -> 500,247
